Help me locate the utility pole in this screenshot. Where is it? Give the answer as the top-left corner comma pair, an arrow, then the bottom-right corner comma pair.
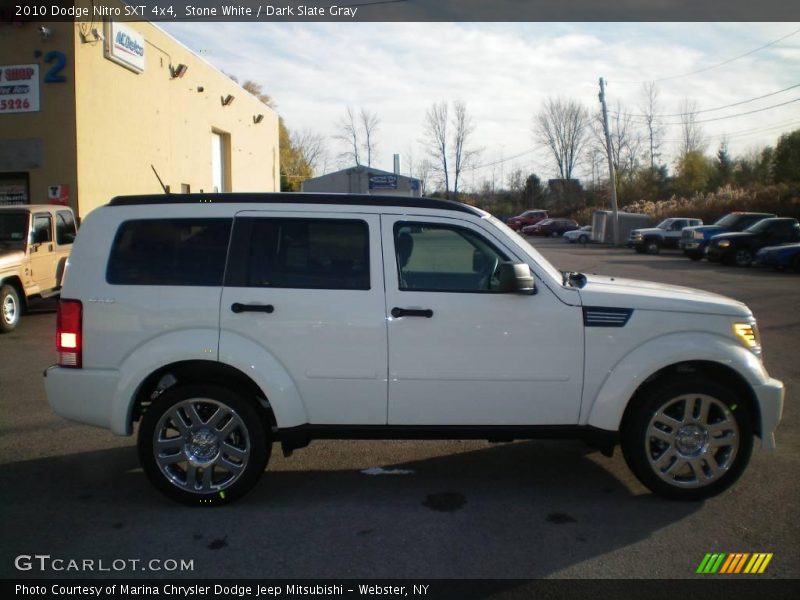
598,77 -> 620,245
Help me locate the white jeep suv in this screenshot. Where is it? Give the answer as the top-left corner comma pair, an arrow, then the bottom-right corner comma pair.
45,193 -> 784,505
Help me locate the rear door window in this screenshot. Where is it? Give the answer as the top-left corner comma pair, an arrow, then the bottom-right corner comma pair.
225,218 -> 370,290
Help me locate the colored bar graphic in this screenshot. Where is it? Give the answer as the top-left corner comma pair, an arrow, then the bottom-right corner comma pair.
697,554 -> 713,574
699,552 -> 773,574
758,554 -> 773,573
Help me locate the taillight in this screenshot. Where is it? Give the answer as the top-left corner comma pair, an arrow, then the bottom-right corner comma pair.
56,299 -> 82,368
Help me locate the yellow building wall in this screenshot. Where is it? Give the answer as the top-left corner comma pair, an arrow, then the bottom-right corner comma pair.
73,0 -> 280,216
0,22 -> 78,209
1,0 -> 279,218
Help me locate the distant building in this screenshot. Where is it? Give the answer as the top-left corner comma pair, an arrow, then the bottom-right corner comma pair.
0,0 -> 279,217
302,165 -> 422,197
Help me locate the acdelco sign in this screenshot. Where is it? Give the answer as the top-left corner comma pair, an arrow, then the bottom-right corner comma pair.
103,21 -> 145,73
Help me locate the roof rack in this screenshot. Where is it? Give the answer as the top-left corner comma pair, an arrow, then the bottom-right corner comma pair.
107,192 -> 482,216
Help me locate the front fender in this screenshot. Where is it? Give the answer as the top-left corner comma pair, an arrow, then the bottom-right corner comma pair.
585,332 -> 769,432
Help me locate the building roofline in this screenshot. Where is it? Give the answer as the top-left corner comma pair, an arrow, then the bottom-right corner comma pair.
107,192 -> 482,215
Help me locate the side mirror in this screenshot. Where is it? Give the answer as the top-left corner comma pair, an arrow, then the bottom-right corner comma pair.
496,262 -> 536,295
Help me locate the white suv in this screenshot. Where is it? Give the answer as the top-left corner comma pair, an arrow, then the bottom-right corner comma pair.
45,194 -> 784,505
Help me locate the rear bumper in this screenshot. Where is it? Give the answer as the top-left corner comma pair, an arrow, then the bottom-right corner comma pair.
44,365 -> 122,433
753,377 -> 784,450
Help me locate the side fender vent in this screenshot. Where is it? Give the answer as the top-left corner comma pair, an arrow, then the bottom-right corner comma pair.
583,307 -> 633,327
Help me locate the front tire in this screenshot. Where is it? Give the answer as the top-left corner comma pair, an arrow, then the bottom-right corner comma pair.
138,384 -> 270,506
621,376 -> 753,501
0,284 -> 21,333
733,249 -> 753,267
645,239 -> 661,255
578,235 -> 588,244
685,250 -> 703,261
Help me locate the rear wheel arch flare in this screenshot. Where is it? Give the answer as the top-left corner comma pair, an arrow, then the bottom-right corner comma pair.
131,360 -> 276,429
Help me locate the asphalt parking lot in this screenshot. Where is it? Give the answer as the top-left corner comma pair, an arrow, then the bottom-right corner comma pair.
0,238 -> 798,580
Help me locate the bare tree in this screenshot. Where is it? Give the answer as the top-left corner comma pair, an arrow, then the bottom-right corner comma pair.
534,97 -> 590,181
291,129 -> 327,174
423,101 -> 450,197
335,107 -> 361,166
360,109 -> 380,167
416,158 -> 434,196
592,102 -> 638,175
451,100 -> 479,200
678,98 -> 705,158
640,82 -> 663,169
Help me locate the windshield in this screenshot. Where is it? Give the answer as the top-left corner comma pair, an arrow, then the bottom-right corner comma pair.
714,214 -> 739,228
485,215 -> 564,284
656,219 -> 672,230
0,213 -> 28,244
580,225 -> 591,231
746,219 -> 774,234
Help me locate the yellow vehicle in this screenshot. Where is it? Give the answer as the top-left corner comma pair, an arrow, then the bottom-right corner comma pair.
0,204 -> 76,332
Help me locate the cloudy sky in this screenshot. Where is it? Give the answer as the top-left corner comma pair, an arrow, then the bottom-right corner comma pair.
161,21 -> 800,189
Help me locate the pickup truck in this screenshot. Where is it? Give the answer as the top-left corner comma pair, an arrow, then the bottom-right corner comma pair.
0,205 -> 77,332
679,212 -> 775,261
628,218 -> 703,254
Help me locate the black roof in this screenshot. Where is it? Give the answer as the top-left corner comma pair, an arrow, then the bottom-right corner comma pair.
108,192 -> 482,216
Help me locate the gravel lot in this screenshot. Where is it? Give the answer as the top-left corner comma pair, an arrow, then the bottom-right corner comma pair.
0,237 -> 797,580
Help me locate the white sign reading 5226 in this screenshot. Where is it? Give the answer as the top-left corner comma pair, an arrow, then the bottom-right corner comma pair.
0,64 -> 40,114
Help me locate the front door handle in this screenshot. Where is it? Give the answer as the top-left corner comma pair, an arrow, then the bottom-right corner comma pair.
231,303 -> 274,314
391,307 -> 433,318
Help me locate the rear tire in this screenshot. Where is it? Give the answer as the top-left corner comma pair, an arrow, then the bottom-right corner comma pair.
578,235 -> 588,244
138,384 -> 270,506
791,254 -> 800,273
621,376 -> 753,501
0,284 -> 21,333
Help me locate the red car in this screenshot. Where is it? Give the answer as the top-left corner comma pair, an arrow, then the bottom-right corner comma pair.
506,209 -> 548,231
522,218 -> 580,237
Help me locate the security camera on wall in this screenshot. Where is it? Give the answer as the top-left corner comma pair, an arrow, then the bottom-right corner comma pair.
38,26 -> 52,40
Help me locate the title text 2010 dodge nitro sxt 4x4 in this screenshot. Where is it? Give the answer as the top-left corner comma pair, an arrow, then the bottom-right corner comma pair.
45,194 -> 784,505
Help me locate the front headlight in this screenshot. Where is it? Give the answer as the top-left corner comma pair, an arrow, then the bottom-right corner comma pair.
693,231 -> 704,240
733,321 -> 762,357
717,239 -> 731,248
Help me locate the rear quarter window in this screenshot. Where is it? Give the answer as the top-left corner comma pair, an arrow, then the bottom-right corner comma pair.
106,219 -> 232,286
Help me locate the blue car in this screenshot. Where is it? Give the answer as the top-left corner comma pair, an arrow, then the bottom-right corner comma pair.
754,243 -> 800,272
680,212 -> 775,261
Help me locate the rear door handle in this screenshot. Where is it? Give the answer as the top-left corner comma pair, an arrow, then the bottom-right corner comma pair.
231,303 -> 274,314
391,307 -> 433,318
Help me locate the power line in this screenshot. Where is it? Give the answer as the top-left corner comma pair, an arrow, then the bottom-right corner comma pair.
615,27 -> 800,85
624,97 -> 799,126
463,147 -> 537,172
611,83 -> 800,119
660,119 -> 800,143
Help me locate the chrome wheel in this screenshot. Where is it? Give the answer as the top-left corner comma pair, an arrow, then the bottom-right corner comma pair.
153,398 -> 251,494
646,394 -> 739,489
2,293 -> 17,325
